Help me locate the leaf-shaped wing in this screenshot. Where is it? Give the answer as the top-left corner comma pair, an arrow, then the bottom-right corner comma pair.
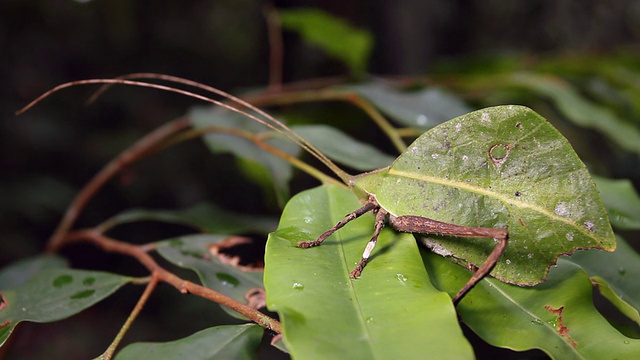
355,105 -> 615,285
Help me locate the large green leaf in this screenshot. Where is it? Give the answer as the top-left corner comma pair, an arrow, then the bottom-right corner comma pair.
0,268 -> 131,347
264,184 -> 473,360
156,234 -> 264,319
115,324 -> 263,360
424,251 -> 640,359
0,254 -> 68,289
279,8 -> 373,76
569,236 -> 640,325
355,105 -> 615,286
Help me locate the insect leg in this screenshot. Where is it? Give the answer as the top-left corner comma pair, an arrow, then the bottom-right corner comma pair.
388,214 -> 509,304
451,234 -> 508,305
297,200 -> 377,248
350,208 -> 388,278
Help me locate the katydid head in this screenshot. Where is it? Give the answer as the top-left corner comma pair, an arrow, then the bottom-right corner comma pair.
16,74 -> 355,187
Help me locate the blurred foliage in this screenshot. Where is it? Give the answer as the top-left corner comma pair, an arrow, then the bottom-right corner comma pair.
3,1 -> 640,359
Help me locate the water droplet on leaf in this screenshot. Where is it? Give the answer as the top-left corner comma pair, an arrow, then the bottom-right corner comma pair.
565,233 -> 574,241
292,282 -> 304,290
396,274 -> 408,282
531,318 -> 543,325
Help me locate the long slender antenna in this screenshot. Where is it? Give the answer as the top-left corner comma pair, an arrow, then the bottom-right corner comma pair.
17,76 -> 353,184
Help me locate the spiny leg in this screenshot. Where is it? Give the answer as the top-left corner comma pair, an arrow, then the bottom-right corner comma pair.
350,208 -> 388,278
389,214 -> 509,305
297,200 -> 377,248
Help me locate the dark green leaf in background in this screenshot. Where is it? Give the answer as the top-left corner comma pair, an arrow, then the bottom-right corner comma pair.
157,234 -> 264,319
115,324 -> 263,360
569,236 -> 640,326
348,81 -> 472,129
101,203 -> 277,234
292,124 -> 395,171
279,8 -> 373,76
0,267 -> 131,347
593,176 -> 640,230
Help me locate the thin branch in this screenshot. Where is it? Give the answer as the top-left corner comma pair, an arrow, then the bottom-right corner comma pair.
263,3 -> 283,92
100,276 -> 159,360
64,229 -> 283,334
245,89 -> 407,153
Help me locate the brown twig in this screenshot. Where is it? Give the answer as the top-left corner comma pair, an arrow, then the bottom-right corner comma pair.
101,276 -> 159,360
264,3 -> 283,92
63,229 -> 282,334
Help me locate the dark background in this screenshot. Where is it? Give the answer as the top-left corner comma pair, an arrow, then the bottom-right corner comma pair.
2,1 -> 639,359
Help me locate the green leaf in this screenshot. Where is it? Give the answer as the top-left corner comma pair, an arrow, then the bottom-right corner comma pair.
264,184 -> 474,360
593,176 -> 640,230
0,269 -> 131,347
190,106 -> 299,205
509,73 -> 640,154
355,105 -> 615,286
101,203 -> 277,234
0,254 -> 68,289
279,8 -> 373,76
569,236 -> 640,325
156,234 -> 264,319
348,81 -> 472,129
115,324 -> 263,360
292,124 -> 395,170
424,252 -> 640,359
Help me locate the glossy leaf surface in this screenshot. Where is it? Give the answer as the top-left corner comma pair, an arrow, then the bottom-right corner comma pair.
424,252 -> 640,359
264,184 -> 473,360
0,268 -> 131,347
355,105 -> 615,286
115,324 -> 263,360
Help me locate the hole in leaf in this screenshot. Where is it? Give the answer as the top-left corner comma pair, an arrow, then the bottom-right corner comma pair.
208,235 -> 266,271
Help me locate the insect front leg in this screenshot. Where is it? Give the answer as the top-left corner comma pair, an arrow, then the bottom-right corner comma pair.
297,200 -> 377,248
388,214 -> 509,305
349,207 -> 388,278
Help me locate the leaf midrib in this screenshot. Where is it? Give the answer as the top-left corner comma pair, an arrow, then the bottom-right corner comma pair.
387,169 -> 602,243
328,188 -> 379,359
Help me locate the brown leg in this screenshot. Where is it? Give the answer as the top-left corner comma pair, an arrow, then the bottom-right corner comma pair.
297,200 -> 377,248
451,235 -> 508,305
389,214 -> 509,304
350,208 -> 388,278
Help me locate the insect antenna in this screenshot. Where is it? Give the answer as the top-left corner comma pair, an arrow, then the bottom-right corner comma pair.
16,75 -> 353,185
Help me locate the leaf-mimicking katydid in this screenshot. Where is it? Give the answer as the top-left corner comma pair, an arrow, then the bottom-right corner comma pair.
17,74 -> 616,305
